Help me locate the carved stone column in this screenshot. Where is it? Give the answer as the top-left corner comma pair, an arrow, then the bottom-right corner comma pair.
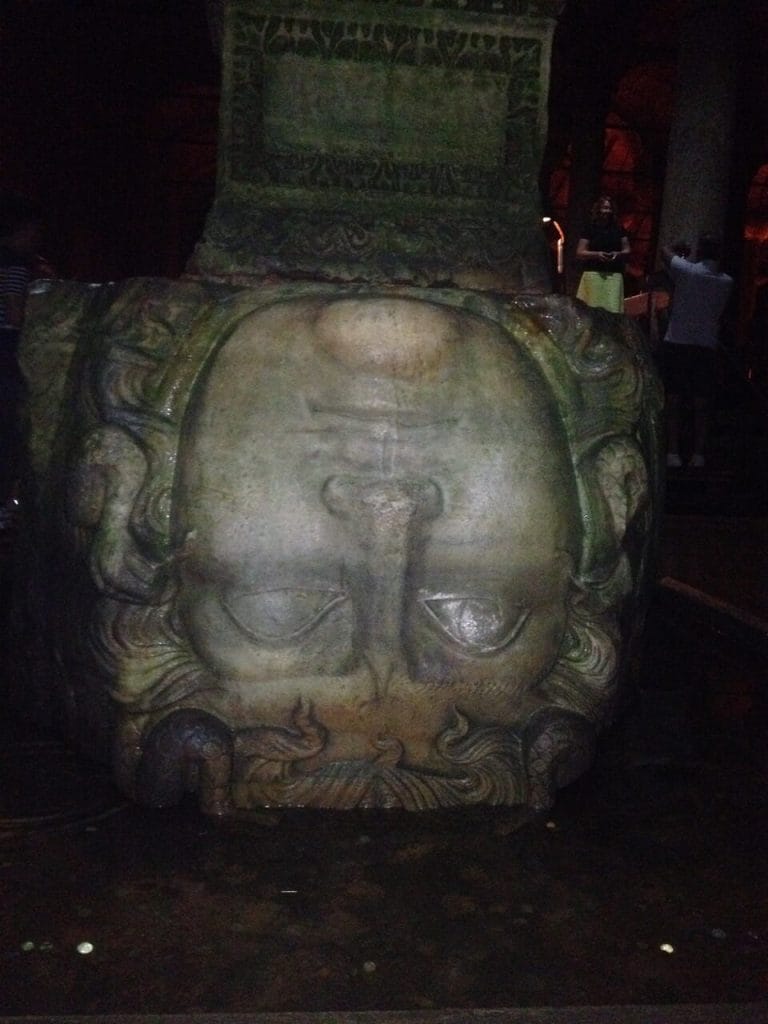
192,0 -> 565,292
657,0 -> 741,249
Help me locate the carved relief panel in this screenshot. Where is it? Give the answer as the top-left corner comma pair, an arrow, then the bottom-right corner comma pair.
193,0 -> 564,289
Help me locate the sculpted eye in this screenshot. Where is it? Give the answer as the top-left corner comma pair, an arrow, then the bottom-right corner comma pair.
223,588 -> 347,643
421,594 -> 529,655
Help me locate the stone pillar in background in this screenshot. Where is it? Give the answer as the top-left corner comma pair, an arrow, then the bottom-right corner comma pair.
657,0 -> 741,251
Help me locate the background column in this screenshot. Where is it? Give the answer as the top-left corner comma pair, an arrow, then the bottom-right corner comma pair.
657,0 -> 741,250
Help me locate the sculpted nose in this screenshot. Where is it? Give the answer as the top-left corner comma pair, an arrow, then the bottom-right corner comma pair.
362,566 -> 406,695
322,475 -> 442,698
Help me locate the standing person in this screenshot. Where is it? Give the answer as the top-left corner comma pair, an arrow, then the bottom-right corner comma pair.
0,195 -> 42,525
661,235 -> 733,469
575,195 -> 631,313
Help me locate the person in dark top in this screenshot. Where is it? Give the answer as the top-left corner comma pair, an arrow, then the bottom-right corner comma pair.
0,195 -> 43,525
575,195 -> 631,313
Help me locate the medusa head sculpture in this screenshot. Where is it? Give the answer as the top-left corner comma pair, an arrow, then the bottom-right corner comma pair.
17,280 -> 660,814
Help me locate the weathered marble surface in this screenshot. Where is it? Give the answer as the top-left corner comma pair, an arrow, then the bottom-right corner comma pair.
14,281 -> 661,814
193,0 -> 564,289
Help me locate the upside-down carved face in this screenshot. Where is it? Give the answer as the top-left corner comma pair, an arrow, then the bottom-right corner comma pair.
132,295 -> 585,810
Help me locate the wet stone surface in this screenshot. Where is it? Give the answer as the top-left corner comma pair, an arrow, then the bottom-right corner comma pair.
0,710 -> 766,1016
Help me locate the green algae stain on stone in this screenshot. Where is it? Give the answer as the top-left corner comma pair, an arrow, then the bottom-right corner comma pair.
192,0 -> 563,290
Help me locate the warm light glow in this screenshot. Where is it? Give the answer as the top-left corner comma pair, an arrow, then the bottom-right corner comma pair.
542,218 -> 565,274
745,221 -> 768,242
542,216 -> 565,242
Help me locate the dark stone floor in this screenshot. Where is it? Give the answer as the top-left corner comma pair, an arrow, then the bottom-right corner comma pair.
0,690 -> 766,1020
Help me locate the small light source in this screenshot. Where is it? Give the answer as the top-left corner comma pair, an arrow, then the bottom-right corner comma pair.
542,217 -> 565,274
76,941 -> 94,955
659,942 -> 675,954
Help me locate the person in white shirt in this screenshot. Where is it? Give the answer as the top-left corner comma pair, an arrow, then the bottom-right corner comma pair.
660,235 -> 733,469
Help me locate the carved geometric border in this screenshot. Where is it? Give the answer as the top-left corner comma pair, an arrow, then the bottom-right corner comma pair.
224,2 -> 549,200
200,0 -> 558,284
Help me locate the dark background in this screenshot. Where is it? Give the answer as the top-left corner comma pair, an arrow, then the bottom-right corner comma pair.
1,0 -> 219,280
